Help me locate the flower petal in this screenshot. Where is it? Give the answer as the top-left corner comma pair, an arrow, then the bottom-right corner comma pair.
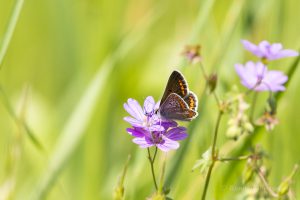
264,71 -> 288,84
253,62 -> 267,78
258,40 -> 270,57
124,98 -> 145,121
144,96 -> 155,114
148,125 -> 165,132
270,43 -> 282,54
242,39 -> 299,60
160,120 -> 178,129
156,138 -> 179,152
235,63 -> 256,89
269,85 -> 286,91
242,40 -> 263,57
133,137 -> 154,148
123,116 -> 143,127
126,127 -> 145,137
272,49 -> 299,60
165,127 -> 188,141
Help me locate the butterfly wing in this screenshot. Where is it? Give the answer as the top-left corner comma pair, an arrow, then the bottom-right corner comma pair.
160,93 -> 198,121
184,91 -> 198,111
160,70 -> 189,107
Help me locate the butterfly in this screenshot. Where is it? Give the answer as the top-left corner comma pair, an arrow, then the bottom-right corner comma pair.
158,70 -> 198,121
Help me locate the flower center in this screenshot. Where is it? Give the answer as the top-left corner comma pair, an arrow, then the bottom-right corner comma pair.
151,132 -> 163,144
257,75 -> 263,84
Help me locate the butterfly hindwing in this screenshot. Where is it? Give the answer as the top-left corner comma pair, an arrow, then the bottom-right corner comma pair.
184,91 -> 198,111
160,93 -> 198,121
160,70 -> 188,107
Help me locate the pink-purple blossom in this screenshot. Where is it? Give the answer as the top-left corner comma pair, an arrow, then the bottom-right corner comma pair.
182,45 -> 201,63
123,97 -> 163,132
242,40 -> 299,61
235,61 -> 288,92
126,125 -> 187,152
124,96 -> 188,152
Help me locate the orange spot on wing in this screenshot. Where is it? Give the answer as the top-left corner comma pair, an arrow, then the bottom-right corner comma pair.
189,97 -> 195,109
178,80 -> 185,95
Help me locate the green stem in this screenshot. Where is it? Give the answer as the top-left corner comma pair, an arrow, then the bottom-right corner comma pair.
0,0 -> 24,68
218,155 -> 250,162
201,162 -> 214,200
199,62 -> 208,79
0,86 -> 45,151
198,61 -> 223,200
255,167 -> 279,198
212,92 -> 221,109
119,155 -> 131,186
147,147 -> 158,190
152,146 -> 158,162
201,111 -> 223,200
249,92 -> 258,122
211,112 -> 223,158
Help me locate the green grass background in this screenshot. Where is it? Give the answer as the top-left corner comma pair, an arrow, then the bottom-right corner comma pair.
0,0 -> 299,199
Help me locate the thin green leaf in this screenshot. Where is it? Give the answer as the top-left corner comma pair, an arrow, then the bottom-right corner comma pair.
0,86 -> 45,151
0,0 -> 24,68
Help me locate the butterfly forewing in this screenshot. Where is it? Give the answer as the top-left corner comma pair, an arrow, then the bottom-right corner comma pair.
160,93 -> 198,121
160,70 -> 188,106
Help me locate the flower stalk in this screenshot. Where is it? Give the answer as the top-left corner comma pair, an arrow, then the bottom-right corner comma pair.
113,155 -> 131,200
148,147 -> 158,190
249,92 -> 258,122
201,110 -> 223,200
255,167 -> 279,198
197,61 -> 224,200
218,155 -> 250,162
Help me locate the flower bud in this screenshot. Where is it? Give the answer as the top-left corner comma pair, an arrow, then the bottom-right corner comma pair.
113,155 -> 131,200
148,192 -> 166,200
113,186 -> 124,200
182,44 -> 201,64
226,125 -> 241,140
277,179 -> 290,196
277,164 -> 299,196
243,122 -> 254,133
256,111 -> 278,131
207,73 -> 218,93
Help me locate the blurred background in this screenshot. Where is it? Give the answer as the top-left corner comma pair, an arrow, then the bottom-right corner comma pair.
0,0 -> 299,199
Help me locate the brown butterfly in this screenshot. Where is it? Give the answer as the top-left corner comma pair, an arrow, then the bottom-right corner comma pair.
158,70 -> 198,121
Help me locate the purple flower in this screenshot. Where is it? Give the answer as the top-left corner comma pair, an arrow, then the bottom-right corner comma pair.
126,126 -> 187,152
124,96 -> 163,132
235,61 -> 288,92
182,45 -> 202,63
124,96 -> 188,151
242,40 -> 299,61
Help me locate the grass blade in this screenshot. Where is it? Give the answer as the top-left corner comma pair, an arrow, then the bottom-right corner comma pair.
0,86 -> 45,151
0,0 -> 24,68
